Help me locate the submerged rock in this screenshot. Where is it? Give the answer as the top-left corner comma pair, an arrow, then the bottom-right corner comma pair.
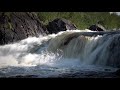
46,18 -> 77,34
0,12 -> 48,45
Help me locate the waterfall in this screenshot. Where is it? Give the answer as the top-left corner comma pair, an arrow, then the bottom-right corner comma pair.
47,30 -> 120,67
0,30 -> 120,77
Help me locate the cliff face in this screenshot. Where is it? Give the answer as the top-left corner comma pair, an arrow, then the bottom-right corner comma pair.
0,12 -> 48,45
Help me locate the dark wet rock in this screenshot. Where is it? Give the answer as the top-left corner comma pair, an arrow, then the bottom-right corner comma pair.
7,75 -> 38,78
46,18 -> 77,34
115,69 -> 120,76
104,69 -> 111,71
88,24 -> 106,31
0,12 -> 48,45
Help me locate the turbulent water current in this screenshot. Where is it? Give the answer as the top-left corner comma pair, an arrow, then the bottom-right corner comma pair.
0,30 -> 119,78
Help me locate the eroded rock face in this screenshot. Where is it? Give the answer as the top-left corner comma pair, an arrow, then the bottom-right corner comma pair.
0,12 -> 48,45
46,18 -> 77,34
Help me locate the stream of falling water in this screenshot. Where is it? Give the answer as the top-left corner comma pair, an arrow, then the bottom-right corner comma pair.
0,30 -> 119,78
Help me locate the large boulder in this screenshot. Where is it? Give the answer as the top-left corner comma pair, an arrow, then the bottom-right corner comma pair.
0,12 -> 48,45
46,18 -> 77,34
88,24 -> 106,31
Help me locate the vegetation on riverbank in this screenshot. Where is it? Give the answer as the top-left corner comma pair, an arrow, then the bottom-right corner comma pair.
37,12 -> 120,30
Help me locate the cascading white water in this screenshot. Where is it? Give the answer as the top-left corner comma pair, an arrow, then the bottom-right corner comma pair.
47,30 -> 120,67
0,30 -> 119,78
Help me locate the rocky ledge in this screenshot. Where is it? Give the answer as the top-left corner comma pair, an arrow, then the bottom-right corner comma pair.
0,13 -> 77,45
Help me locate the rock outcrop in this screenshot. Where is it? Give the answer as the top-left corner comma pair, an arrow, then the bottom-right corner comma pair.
46,18 -> 77,34
0,12 -> 48,45
88,24 -> 106,31
0,13 -> 77,45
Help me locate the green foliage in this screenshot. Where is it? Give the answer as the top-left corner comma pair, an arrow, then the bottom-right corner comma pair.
4,12 -> 13,30
8,22 -> 13,30
37,12 -> 120,30
4,22 -> 13,30
4,12 -> 11,20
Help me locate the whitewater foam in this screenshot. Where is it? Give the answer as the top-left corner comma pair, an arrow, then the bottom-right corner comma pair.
0,30 -> 120,69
